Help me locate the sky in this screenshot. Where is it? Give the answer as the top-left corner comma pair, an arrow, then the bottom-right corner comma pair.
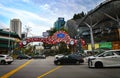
0,0 -> 104,37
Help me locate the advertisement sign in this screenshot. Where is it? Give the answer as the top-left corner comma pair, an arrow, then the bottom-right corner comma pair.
42,32 -> 49,37
99,42 -> 112,49
88,43 -> 99,50
57,33 -> 65,38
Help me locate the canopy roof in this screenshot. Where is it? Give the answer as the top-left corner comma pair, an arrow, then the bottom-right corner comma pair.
0,29 -> 20,39
78,0 -> 120,27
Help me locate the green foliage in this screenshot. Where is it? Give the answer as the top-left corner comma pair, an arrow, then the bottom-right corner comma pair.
58,42 -> 70,54
49,27 -> 68,36
42,43 -> 52,49
59,28 -> 68,33
20,44 -> 33,55
72,11 -> 85,20
49,28 -> 57,36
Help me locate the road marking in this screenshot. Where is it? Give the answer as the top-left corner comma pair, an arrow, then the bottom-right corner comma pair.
0,59 -> 33,78
37,66 -> 62,78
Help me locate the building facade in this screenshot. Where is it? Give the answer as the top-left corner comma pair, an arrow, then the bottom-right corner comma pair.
54,17 -> 65,30
0,29 -> 20,54
10,19 -> 22,38
66,0 -> 120,51
79,0 -> 120,50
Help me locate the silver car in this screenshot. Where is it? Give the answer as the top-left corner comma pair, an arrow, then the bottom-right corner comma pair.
0,54 -> 14,64
88,50 -> 120,68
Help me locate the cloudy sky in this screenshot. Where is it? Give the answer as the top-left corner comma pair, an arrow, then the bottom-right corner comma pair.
0,0 -> 104,36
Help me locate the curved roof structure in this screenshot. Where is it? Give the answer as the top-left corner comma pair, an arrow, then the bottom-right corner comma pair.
78,0 -> 120,27
0,29 -> 20,39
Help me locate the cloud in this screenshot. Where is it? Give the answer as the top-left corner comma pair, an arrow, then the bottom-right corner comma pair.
22,0 -> 30,3
32,0 -> 104,21
0,4 -> 53,32
0,22 -> 8,28
24,22 -> 50,36
1,6 -> 50,22
0,0 -> 104,37
40,4 -> 50,10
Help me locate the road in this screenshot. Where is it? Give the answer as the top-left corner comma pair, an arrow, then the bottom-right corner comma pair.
0,56 -> 120,78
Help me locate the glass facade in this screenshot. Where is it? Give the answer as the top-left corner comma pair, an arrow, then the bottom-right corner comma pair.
54,17 -> 65,30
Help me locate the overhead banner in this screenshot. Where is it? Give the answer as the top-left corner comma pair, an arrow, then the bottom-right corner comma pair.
19,30 -> 77,47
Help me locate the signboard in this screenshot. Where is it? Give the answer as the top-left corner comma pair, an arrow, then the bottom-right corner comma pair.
99,42 -> 112,49
57,33 -> 65,38
88,43 -> 99,50
42,32 -> 49,37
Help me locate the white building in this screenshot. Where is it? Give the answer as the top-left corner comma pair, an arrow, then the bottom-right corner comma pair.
10,18 -> 22,38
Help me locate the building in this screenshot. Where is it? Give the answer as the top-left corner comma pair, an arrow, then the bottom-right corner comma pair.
10,18 -> 22,38
0,29 -> 20,54
54,17 -> 65,30
66,0 -> 120,51
78,0 -> 120,50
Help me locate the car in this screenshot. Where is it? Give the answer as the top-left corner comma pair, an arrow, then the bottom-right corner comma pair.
0,54 -> 14,64
32,54 -> 46,59
88,50 -> 120,68
54,54 -> 84,65
55,54 -> 64,59
16,55 -> 32,60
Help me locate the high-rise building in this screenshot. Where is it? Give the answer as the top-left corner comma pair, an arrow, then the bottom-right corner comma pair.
54,17 -> 65,30
10,18 -> 22,38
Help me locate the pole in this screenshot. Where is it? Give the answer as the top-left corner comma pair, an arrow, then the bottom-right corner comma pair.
8,30 -> 11,54
76,29 -> 82,53
84,22 -> 95,53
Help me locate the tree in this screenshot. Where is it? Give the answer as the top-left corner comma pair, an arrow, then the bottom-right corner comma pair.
58,42 -> 70,54
72,11 -> 85,20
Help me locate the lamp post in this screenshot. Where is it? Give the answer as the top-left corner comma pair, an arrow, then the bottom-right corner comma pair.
84,22 -> 95,53
76,29 -> 82,52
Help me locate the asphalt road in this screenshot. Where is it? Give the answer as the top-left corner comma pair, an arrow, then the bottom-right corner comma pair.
0,56 -> 120,78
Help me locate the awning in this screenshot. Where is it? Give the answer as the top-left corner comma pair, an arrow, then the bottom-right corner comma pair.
0,38 -> 14,41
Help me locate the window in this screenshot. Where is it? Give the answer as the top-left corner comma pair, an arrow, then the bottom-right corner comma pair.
114,51 -> 120,55
0,56 -> 4,57
103,52 -> 114,57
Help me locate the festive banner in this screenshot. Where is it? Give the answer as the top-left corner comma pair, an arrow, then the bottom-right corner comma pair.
19,30 -> 77,47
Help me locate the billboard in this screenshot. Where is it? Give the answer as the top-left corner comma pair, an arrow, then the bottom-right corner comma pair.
99,42 -> 112,49
42,32 -> 49,37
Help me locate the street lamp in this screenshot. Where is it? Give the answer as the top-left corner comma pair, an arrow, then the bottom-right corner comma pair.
76,28 -> 82,52
84,22 -> 95,53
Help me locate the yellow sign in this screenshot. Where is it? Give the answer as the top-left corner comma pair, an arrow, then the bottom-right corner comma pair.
88,43 -> 99,50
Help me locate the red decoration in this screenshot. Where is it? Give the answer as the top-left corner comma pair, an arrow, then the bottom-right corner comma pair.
80,39 -> 86,46
19,30 -> 77,47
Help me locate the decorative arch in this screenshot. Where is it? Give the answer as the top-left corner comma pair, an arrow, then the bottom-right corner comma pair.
19,30 -> 77,47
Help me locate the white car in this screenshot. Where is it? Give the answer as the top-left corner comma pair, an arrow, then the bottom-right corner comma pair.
0,54 -> 14,64
88,50 -> 120,68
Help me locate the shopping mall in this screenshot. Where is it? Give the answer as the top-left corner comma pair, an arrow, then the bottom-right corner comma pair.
78,0 -> 120,50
